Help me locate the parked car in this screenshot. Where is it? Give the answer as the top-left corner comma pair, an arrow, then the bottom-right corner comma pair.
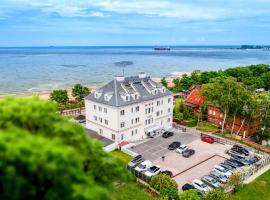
223,159 -> 238,168
182,149 -> 195,158
232,144 -> 249,156
209,171 -> 228,184
162,131 -> 174,138
168,141 -> 181,150
213,165 -> 232,178
201,175 -> 222,188
182,183 -> 195,191
229,158 -> 245,167
161,170 -> 173,177
145,165 -> 161,177
134,160 -> 152,172
176,144 -> 188,154
219,163 -> 233,171
128,155 -> 144,168
201,137 -> 215,144
192,179 -> 211,193
231,156 -> 249,166
228,149 -> 245,159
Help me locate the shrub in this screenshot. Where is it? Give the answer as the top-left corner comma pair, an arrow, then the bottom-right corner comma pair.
150,174 -> 178,200
185,119 -> 198,127
201,188 -> 228,200
179,189 -> 200,200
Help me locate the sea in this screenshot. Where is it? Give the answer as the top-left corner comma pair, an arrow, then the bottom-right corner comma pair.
1,46 -> 270,95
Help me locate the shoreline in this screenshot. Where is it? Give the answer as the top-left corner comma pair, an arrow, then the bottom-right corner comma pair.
0,75 -> 181,100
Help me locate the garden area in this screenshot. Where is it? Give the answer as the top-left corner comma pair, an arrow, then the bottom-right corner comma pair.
230,169 -> 270,200
197,121 -> 219,132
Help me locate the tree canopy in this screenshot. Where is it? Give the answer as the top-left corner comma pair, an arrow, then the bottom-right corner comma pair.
0,97 -> 130,200
72,84 -> 90,103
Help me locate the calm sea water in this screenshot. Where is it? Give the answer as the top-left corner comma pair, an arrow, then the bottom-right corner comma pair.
1,46 -> 270,95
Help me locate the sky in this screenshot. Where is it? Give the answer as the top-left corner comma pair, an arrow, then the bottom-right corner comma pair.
0,0 -> 270,46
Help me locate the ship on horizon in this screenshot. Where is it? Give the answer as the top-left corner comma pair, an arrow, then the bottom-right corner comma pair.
154,46 -> 171,51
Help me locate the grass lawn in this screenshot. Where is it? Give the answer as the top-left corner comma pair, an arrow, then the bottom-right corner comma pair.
112,182 -> 156,200
110,150 -> 133,164
230,169 -> 270,200
110,150 -> 156,200
197,121 -> 219,132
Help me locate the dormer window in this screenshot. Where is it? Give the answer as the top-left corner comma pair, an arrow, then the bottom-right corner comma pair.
126,96 -> 130,101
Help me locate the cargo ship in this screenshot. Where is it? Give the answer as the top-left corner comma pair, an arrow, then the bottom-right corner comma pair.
154,47 -> 171,51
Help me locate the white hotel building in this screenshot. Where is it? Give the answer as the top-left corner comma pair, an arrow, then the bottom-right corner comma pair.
85,72 -> 173,144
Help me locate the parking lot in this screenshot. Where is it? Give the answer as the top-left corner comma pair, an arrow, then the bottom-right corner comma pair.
132,129 -> 198,161
131,128 -> 232,191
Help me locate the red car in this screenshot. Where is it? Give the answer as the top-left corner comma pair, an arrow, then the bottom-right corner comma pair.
201,137 -> 215,144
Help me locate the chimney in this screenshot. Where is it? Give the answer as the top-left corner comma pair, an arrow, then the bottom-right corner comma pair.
114,75 -> 125,82
138,72 -> 146,79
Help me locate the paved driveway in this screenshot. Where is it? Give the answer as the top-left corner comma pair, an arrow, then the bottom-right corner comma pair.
132,129 -> 199,161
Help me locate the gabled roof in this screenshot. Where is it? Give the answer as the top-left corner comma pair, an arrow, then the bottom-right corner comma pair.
185,88 -> 206,107
85,75 -> 172,107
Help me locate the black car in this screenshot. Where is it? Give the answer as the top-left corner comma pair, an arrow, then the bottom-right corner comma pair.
182,183 -> 195,191
219,163 -> 233,171
168,141 -> 181,150
161,170 -> 173,177
128,155 -> 144,168
182,149 -> 195,158
223,160 -> 238,168
232,145 -> 249,156
229,158 -> 244,167
162,131 -> 174,138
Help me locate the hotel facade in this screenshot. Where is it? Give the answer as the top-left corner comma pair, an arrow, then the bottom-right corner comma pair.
85,72 -> 173,144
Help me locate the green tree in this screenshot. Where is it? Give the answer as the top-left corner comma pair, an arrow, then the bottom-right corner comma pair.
227,171 -> 243,190
50,89 -> 68,112
0,97 -> 129,194
161,77 -> 168,88
0,128 -> 108,200
72,84 -> 90,112
179,189 -> 200,200
150,174 -> 178,200
201,188 -> 228,200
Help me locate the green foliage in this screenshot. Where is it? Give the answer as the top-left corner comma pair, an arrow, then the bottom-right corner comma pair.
50,89 -> 68,108
230,169 -> 270,200
197,121 -> 219,132
161,77 -> 168,88
72,83 -> 90,102
0,128 -> 108,200
185,118 -> 198,127
150,174 -> 179,200
0,97 -> 130,200
110,150 -> 133,164
201,188 -> 228,200
179,189 -> 200,200
227,172 -> 243,189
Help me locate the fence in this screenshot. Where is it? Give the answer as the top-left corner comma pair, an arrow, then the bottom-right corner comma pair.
121,143 -> 138,157
61,107 -> 85,116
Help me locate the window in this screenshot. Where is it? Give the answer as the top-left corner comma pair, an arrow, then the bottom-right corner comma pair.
98,106 -> 102,111
99,117 -> 102,123
148,108 -> 151,113
94,105 -> 97,110
126,96 -> 129,101
132,130 -> 134,136
135,129 -> 138,134
105,119 -> 108,125
104,108 -> 107,113
157,101 -> 160,106
156,111 -> 160,117
120,109 -> 125,116
168,108 -> 171,113
148,119 -> 151,124
145,109 -> 147,114
94,116 -> 97,121
135,117 -> 139,123
168,98 -> 171,103
120,122 -> 125,128
167,118 -> 170,122
121,134 -> 124,140
112,134 -> 115,140
131,119 -> 134,124
99,129 -> 103,134
131,107 -> 134,113
145,120 -> 147,125
136,106 -> 139,112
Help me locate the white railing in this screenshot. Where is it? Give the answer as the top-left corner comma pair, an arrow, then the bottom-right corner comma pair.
121,143 -> 138,157
104,142 -> 117,152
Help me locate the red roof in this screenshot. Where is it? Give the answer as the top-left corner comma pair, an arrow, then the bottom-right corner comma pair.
185,88 -> 206,107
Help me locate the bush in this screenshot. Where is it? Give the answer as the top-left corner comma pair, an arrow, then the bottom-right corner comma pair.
179,189 -> 200,200
185,119 -> 198,127
150,174 -> 178,200
201,188 -> 228,200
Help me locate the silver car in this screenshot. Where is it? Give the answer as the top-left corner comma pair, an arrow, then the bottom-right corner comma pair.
209,171 -> 228,184
201,175 -> 222,188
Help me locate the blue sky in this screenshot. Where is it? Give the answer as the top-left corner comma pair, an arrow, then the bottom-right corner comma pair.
0,0 -> 270,46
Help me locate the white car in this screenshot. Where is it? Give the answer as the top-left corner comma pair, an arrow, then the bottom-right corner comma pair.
134,160 -> 152,172
176,144 -> 188,154
192,179 -> 211,193
145,165 -> 161,177
213,165 -> 232,178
